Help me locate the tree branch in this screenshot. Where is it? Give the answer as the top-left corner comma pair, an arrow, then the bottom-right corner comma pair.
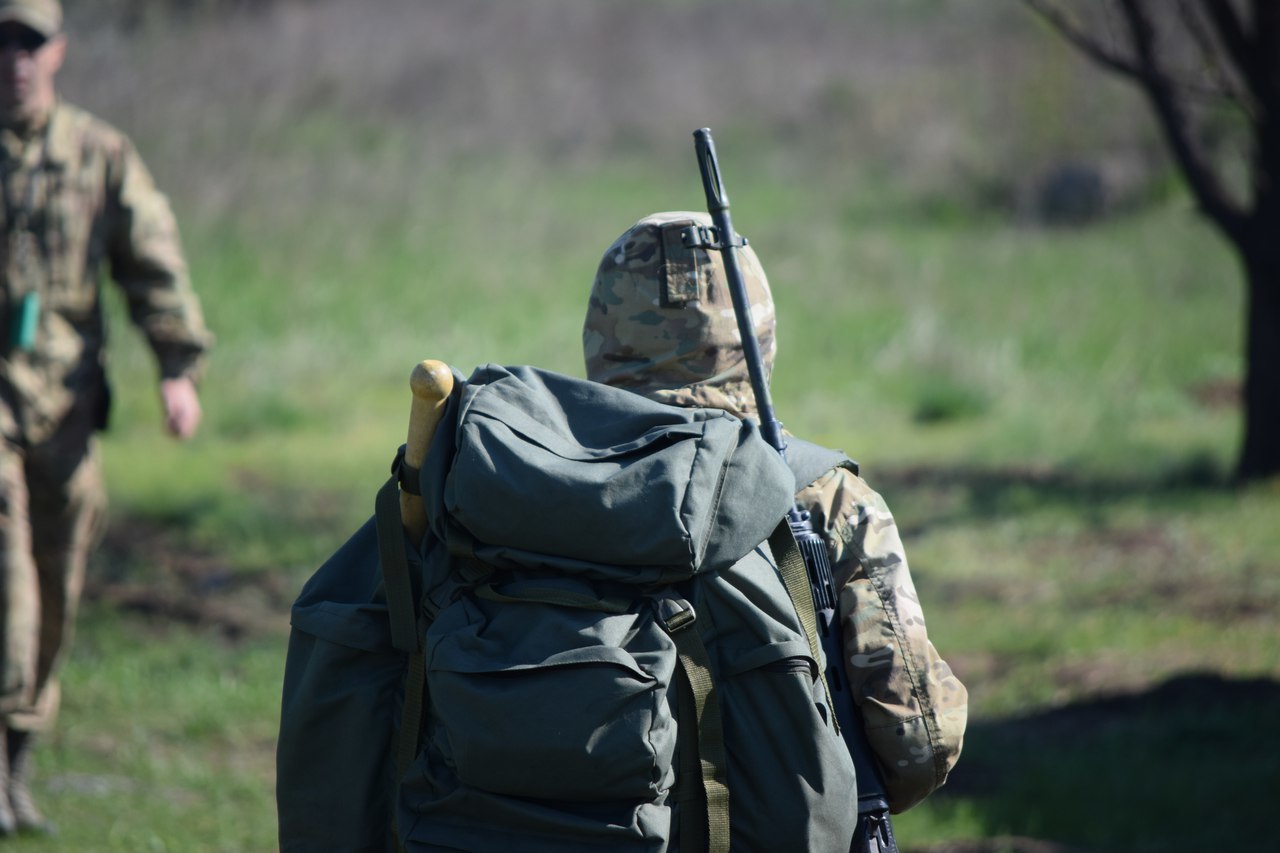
1024,0 -> 1229,98
1117,0 -> 1247,237
1180,0 -> 1256,116
1202,0 -> 1264,99
1022,0 -> 1148,81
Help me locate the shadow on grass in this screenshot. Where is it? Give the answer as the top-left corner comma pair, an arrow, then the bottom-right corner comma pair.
87,469 -> 365,640
874,454 -> 1235,538
916,673 -> 1280,853
85,458 -> 1273,852
88,511 -> 301,641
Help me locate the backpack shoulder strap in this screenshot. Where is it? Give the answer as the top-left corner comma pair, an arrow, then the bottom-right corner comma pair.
765,521 -> 839,717
784,437 -> 858,490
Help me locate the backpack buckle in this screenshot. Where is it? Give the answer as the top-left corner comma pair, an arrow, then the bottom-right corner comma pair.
679,224 -> 748,251
658,597 -> 697,633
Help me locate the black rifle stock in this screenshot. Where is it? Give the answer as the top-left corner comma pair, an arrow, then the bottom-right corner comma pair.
692,127 -> 899,853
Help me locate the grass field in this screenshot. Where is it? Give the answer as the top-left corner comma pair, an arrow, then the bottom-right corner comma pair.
10,2 -> 1277,851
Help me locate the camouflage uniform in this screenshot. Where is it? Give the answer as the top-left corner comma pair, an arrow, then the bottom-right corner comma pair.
0,99 -> 212,732
584,211 -> 966,813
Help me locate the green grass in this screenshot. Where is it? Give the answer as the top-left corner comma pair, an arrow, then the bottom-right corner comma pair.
10,610 -> 283,851
74,155 -> 1274,852
27,4 -> 1277,851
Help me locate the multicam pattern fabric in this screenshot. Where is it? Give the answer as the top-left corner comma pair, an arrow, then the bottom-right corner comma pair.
584,211 -> 966,813
0,100 -> 212,444
0,407 -> 104,731
797,465 -> 967,813
583,211 -> 775,417
0,100 -> 209,730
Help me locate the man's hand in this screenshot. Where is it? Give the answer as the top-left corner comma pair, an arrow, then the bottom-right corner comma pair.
160,377 -> 202,440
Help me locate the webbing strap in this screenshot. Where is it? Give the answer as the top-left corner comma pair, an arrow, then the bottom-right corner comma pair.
662,600 -> 730,853
375,473 -> 420,655
390,654 -> 427,853
373,470 -> 428,853
672,666 -> 706,853
767,521 -> 840,729
396,649 -> 427,780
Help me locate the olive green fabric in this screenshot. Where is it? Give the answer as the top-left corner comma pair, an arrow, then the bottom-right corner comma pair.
399,364 -> 858,851
278,364 -> 862,852
277,518 -> 410,853
437,364 -> 794,581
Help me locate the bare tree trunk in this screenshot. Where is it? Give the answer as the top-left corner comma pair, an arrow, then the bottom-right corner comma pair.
1023,0 -> 1280,480
1237,22 -> 1280,481
1237,237 -> 1280,480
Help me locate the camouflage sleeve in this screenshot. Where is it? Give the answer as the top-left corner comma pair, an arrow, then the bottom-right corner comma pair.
106,136 -> 213,382
796,466 -> 967,813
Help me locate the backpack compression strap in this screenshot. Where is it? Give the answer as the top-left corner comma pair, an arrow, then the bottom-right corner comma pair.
374,463 -> 428,852
660,597 -> 730,853
657,522 -> 832,853
378,450 -> 421,655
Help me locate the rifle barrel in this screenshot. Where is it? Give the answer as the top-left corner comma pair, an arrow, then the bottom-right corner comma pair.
692,127 -> 900,853
693,128 -> 786,456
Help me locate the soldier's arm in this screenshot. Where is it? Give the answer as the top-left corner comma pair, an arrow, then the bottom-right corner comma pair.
105,135 -> 213,385
798,467 -> 968,813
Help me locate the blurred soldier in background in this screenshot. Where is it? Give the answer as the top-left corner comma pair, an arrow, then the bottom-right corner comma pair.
584,211 -> 967,818
0,0 -> 213,834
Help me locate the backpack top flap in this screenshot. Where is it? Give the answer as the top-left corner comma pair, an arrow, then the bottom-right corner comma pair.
432,364 -> 794,583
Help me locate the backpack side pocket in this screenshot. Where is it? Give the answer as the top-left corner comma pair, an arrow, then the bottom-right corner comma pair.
279,601 -> 405,853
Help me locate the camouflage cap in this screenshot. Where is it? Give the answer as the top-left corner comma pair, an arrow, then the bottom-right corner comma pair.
0,0 -> 61,37
583,211 -> 775,416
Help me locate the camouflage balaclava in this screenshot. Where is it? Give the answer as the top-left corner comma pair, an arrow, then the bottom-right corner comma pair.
583,211 -> 776,417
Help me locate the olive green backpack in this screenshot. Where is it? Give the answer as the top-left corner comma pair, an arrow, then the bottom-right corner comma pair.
277,364 -> 858,852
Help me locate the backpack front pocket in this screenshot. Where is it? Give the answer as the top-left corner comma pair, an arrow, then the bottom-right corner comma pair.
426,593 -> 679,803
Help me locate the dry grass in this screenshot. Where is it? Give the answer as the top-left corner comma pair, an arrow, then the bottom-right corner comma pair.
59,0 -> 1170,228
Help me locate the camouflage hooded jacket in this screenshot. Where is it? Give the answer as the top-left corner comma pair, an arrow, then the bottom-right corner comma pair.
796,461 -> 967,813
0,100 -> 212,443
649,387 -> 968,813
584,211 -> 968,813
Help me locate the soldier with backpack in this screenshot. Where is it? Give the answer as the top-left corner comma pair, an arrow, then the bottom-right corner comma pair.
582,211 -> 968,817
278,211 -> 965,852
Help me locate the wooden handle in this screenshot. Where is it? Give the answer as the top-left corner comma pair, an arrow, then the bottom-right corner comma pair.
401,359 -> 454,546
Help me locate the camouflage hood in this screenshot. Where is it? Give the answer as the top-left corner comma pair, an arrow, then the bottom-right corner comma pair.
582,211 -> 775,418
